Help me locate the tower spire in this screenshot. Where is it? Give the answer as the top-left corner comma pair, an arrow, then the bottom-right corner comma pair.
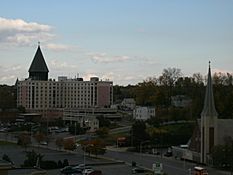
201,62 -> 218,117
28,43 -> 49,81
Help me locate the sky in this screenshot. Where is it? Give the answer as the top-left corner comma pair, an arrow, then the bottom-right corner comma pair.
0,0 -> 233,85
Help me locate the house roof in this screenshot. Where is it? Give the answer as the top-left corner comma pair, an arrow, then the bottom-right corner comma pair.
28,45 -> 49,73
201,62 -> 218,117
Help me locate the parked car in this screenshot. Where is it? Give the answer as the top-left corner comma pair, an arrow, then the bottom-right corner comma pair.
131,167 -> 146,174
73,164 -> 91,171
40,141 -> 48,145
60,166 -> 82,174
82,168 -> 94,175
164,151 -> 172,157
88,170 -> 102,175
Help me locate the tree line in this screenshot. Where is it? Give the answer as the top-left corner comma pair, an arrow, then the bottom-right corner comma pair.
114,67 -> 233,120
0,67 -> 233,119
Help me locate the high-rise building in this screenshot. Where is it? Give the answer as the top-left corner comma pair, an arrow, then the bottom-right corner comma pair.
17,45 -> 113,118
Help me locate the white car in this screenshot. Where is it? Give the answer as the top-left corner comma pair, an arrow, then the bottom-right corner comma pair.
40,141 -> 48,145
83,168 -> 94,175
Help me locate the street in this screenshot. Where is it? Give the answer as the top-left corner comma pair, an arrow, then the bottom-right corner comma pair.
0,132 -> 230,175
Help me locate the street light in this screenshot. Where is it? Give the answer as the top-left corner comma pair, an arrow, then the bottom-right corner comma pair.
140,140 -> 150,154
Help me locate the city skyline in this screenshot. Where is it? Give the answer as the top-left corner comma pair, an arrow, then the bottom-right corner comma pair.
1,0 -> 233,85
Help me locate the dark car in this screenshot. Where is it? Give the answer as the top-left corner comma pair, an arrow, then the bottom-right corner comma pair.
88,170 -> 102,175
60,166 -> 82,174
164,151 -> 172,157
131,167 -> 146,174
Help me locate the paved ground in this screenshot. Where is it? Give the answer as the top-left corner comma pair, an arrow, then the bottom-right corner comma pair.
47,164 -> 133,175
0,132 -> 231,175
0,142 -> 137,175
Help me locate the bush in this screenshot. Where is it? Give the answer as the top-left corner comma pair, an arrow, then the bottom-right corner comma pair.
2,154 -> 12,164
57,160 -> 63,168
22,150 -> 44,168
40,160 -> 58,169
63,159 -> 69,167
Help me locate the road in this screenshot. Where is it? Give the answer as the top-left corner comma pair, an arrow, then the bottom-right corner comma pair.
104,148 -> 229,175
0,132 -> 229,175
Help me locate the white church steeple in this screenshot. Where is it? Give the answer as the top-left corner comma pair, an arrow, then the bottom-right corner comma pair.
200,62 -> 218,164
201,61 -> 218,117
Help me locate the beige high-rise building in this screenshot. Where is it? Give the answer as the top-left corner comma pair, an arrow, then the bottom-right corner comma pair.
17,45 -> 113,118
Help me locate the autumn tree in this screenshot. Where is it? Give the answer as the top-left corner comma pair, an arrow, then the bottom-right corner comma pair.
55,137 -> 64,150
34,132 -> 46,145
81,139 -> 106,157
96,127 -> 109,138
63,138 -> 76,151
17,134 -> 31,151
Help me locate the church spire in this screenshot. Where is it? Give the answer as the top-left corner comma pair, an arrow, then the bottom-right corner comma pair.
201,61 -> 218,117
28,44 -> 49,81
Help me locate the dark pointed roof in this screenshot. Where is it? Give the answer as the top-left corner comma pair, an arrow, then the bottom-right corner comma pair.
201,62 -> 218,117
28,45 -> 49,73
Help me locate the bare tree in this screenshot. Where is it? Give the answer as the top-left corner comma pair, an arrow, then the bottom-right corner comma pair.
159,67 -> 182,105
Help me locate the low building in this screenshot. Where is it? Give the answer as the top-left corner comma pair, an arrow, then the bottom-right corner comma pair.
133,106 -> 155,121
121,98 -> 136,110
171,95 -> 192,108
63,108 -> 99,132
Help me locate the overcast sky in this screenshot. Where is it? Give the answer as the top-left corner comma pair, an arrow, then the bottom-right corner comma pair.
0,0 -> 233,85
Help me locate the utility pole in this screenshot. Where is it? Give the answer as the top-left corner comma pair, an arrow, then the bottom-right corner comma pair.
231,140 -> 233,175
74,122 -> 77,143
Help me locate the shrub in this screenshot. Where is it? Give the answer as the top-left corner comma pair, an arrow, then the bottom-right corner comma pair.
57,160 -> 63,168
63,159 -> 69,167
40,160 -> 58,169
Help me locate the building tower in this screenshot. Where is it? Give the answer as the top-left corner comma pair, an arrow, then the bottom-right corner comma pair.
200,62 -> 218,164
28,43 -> 49,81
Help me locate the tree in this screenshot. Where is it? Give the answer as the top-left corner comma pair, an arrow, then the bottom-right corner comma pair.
159,67 -> 182,105
81,139 -> 106,157
131,121 -> 150,151
17,105 -> 26,113
0,85 -> 16,110
69,123 -> 85,135
212,137 -> 233,170
2,154 -> 13,164
96,116 -> 111,128
18,134 -> 31,151
63,138 -> 76,151
34,132 -> 46,145
63,159 -> 69,167
55,137 -> 64,150
57,160 -> 63,168
23,150 -> 44,167
95,127 -> 109,138
134,80 -> 157,106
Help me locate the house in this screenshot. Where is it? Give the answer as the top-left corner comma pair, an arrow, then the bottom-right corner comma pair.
121,98 -> 136,110
133,106 -> 155,121
171,95 -> 192,108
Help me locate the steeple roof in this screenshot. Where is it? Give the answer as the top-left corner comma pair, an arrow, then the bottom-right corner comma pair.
201,62 -> 218,117
28,45 -> 49,73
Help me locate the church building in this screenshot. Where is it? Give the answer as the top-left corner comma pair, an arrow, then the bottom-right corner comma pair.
174,63 -> 233,164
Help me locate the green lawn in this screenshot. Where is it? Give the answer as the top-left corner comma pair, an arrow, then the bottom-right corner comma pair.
0,140 -> 16,146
